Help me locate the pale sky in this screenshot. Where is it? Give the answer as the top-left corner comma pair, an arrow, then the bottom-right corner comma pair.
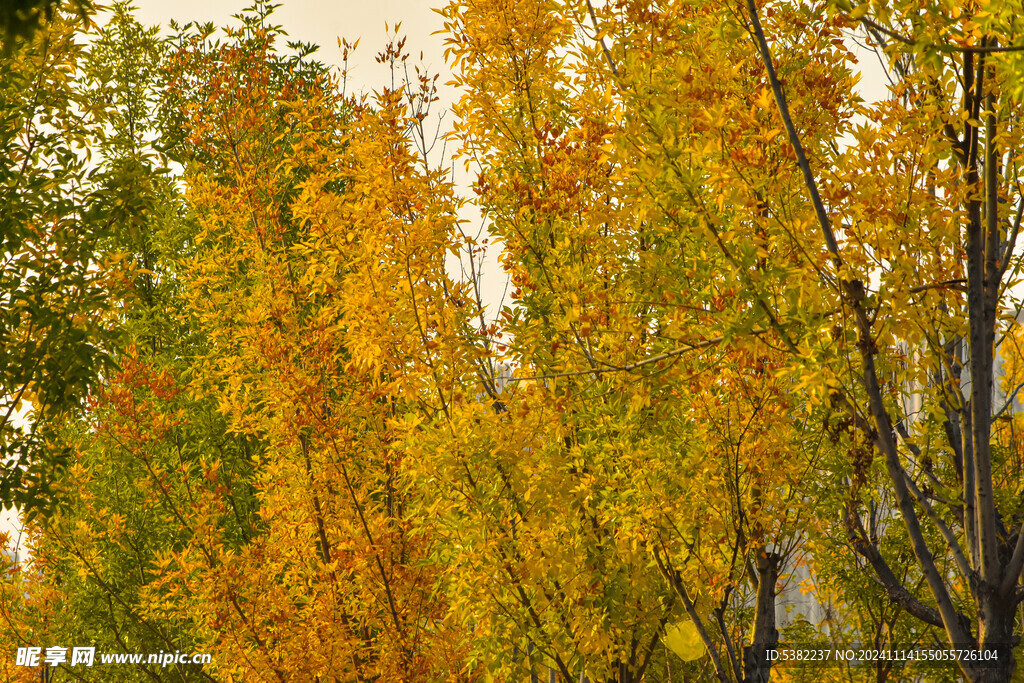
131,0 -> 453,100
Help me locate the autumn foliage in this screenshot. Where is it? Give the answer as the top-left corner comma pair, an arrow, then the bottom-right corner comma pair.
3,0 -> 1024,682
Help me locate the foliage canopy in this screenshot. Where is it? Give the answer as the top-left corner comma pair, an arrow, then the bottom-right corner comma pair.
3,1 -> 1024,682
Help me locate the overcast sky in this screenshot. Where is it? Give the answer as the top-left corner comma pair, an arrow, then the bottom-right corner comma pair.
132,0 -> 453,98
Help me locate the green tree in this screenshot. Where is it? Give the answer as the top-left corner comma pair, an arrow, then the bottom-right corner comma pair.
0,9 -> 111,517
0,0 -> 90,54
5,4 -> 476,681
0,5 -> 247,681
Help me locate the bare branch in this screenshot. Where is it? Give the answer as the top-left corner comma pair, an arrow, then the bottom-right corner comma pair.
898,469 -> 974,582
993,381 -> 1024,420
507,329 -> 770,382
844,505 -> 946,628
859,16 -> 1024,54
585,0 -> 619,78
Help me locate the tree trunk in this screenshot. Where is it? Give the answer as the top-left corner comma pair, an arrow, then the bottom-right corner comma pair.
966,589 -> 1016,683
742,550 -> 780,683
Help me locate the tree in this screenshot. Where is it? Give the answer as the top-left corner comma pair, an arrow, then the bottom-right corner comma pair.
439,0 -> 1024,681
144,6 -> 476,679
0,6 -> 250,682
4,4 -> 473,681
436,2 -> 841,681
736,2 -> 1024,681
560,0 -> 1024,680
0,0 -> 90,54
0,7 -> 112,517
8,1 -> 1024,682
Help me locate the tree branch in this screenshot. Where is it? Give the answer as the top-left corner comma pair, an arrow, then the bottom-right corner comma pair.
844,505 -> 946,628
898,468 -> 974,583
859,16 -> 1024,53
1002,521 -> 1024,596
508,329 -> 770,382
744,0 -> 841,268
653,545 -> 731,682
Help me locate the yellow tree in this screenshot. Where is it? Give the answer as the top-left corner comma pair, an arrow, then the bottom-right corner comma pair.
737,2 -> 1024,681
157,9 -> 479,680
3,5 -> 477,682
566,0 -> 1024,681
436,1 -> 831,681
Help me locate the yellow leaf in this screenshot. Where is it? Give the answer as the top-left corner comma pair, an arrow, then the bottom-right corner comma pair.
848,3 -> 869,20
664,620 -> 705,661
